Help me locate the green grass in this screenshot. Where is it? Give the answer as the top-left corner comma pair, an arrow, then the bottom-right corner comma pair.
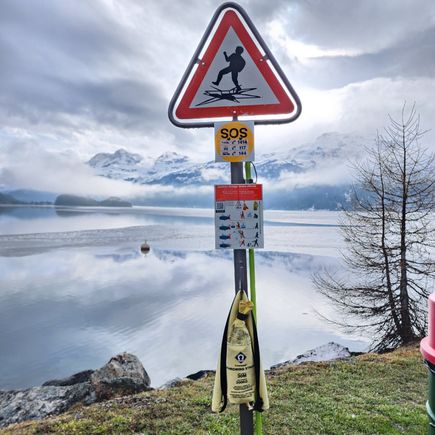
1,345 -> 428,434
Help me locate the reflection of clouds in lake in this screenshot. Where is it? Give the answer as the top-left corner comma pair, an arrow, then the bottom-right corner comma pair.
0,247 -> 368,389
0,247 -> 233,387
265,225 -> 342,257
255,256 -> 338,365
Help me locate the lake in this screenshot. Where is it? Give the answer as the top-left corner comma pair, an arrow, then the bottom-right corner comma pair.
0,205 -> 369,389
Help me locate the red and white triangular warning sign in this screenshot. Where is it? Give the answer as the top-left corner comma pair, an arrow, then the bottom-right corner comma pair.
169,3 -> 301,128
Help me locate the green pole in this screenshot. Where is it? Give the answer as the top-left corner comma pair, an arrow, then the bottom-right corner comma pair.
245,161 -> 262,435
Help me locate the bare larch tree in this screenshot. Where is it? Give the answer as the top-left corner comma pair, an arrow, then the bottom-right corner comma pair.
314,105 -> 434,351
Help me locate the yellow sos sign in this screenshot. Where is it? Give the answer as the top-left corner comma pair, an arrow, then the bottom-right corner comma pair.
214,121 -> 254,162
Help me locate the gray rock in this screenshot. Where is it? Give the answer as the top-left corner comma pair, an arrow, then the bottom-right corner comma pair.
159,377 -> 184,389
0,383 -> 95,428
0,352 -> 150,428
186,370 -> 215,381
90,352 -> 151,400
43,369 -> 94,386
271,342 -> 352,369
159,370 -> 215,390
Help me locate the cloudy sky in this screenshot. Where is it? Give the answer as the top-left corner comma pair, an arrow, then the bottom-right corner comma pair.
1,0 -> 434,195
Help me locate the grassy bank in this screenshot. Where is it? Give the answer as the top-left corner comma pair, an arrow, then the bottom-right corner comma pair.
2,345 -> 427,434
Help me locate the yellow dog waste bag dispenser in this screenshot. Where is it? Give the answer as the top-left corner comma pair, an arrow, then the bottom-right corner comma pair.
212,290 -> 269,412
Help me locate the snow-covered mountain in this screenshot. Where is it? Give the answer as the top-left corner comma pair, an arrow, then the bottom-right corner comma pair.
88,148 -> 228,186
88,148 -> 152,182
152,152 -> 192,174
85,132 -> 368,209
1,133 -> 367,210
89,148 -> 143,168
88,132 -> 366,188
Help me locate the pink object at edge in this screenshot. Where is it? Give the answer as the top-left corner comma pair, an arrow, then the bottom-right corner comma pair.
420,294 -> 435,364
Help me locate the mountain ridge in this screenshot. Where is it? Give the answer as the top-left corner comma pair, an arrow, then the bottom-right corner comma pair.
88,132 -> 365,188
85,132 -> 365,209
2,132 -> 368,210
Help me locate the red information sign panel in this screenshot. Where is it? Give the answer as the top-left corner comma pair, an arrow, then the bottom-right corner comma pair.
215,184 -> 264,249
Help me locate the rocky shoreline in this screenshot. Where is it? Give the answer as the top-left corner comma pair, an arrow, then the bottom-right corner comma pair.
0,353 -> 151,428
0,342 -> 355,428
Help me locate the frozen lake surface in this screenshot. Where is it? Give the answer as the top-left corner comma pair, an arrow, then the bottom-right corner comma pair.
0,206 -> 368,389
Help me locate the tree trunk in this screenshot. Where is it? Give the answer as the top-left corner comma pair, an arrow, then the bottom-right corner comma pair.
378,158 -> 400,333
398,126 -> 413,343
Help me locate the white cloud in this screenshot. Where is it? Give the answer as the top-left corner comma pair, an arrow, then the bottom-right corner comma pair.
276,165 -> 353,190
267,19 -> 360,59
200,166 -> 226,182
0,140 -> 219,201
255,77 -> 435,155
0,143 -> 146,196
334,77 -> 435,140
279,0 -> 435,55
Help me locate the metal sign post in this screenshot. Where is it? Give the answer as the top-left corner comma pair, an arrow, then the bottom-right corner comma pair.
231,161 -> 253,434
168,3 -> 301,434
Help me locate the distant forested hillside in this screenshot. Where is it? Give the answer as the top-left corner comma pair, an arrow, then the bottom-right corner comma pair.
54,194 -> 132,207
0,192 -> 22,204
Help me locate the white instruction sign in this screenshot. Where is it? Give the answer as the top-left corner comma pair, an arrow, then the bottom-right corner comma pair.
215,184 -> 264,249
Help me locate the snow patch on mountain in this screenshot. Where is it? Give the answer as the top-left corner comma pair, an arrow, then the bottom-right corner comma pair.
88,148 -> 153,183
89,148 -> 143,169
152,152 -> 191,173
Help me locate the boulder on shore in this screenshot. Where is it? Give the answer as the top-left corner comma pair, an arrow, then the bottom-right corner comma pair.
0,352 -> 150,428
90,353 -> 151,400
271,342 -> 352,369
42,369 -> 94,387
0,384 -> 96,428
159,370 -> 215,390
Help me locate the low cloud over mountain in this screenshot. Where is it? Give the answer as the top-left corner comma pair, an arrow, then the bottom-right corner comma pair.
85,132 -> 366,209
2,132 -> 369,210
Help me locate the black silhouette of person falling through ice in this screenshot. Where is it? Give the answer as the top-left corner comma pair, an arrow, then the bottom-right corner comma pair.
212,46 -> 246,92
